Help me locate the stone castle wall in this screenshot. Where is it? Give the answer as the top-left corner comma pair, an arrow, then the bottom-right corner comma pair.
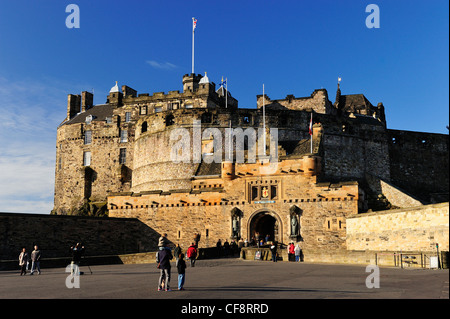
0,213 -> 158,261
109,168 -> 360,252
387,129 -> 449,203
346,202 -> 449,251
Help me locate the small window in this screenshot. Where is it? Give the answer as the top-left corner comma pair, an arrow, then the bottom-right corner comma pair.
165,114 -> 174,126
84,130 -> 92,145
251,186 -> 259,201
185,104 -> 193,109
119,148 -> 126,164
83,151 -> 91,166
58,157 -> 62,170
105,116 -> 113,124
201,112 -> 212,123
125,112 -> 131,122
270,185 -> 278,199
120,130 -> 128,143
140,106 -> 147,115
155,107 -> 163,113
141,121 -> 148,133
85,115 -> 93,125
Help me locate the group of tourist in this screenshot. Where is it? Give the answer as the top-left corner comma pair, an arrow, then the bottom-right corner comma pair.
287,242 -> 302,262
156,233 -> 198,291
18,242 -> 87,276
268,241 -> 303,262
18,245 -> 42,275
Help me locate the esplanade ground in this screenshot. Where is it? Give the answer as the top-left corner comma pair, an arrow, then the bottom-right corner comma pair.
1,259 -> 448,300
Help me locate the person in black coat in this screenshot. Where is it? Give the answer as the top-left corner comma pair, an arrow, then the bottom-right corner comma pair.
177,253 -> 187,290
157,247 -> 173,291
69,243 -> 85,274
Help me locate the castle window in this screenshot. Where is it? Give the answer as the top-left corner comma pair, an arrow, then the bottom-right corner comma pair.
105,116 -> 113,124
85,115 -> 93,125
270,185 -> 278,199
201,112 -> 212,124
185,104 -> 193,109
155,107 -> 163,113
58,157 -> 62,170
166,114 -> 175,126
119,148 -> 126,164
120,130 -> 128,143
251,186 -> 259,201
83,151 -> 91,166
125,112 -> 131,122
84,130 -> 92,145
141,121 -> 148,133
140,106 -> 147,115
242,115 -> 251,125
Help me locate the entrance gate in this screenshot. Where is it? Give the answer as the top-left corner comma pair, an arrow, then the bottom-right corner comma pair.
248,210 -> 282,243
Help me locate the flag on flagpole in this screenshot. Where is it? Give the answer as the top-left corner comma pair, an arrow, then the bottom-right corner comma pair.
193,18 -> 197,31
220,76 -> 227,87
309,113 -> 313,136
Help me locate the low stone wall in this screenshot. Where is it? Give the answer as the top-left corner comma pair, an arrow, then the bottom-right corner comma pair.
240,247 -> 447,268
0,212 -> 159,261
346,202 -> 449,251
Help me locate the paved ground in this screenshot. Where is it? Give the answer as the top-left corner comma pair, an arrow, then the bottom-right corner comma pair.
1,258 -> 448,301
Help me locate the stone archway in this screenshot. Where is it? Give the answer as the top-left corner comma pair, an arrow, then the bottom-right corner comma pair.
248,210 -> 282,243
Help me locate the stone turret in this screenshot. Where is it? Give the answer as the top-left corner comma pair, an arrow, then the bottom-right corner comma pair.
182,73 -> 202,93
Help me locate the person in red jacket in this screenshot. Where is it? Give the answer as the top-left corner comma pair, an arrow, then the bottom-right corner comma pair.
288,242 -> 295,262
186,243 -> 197,267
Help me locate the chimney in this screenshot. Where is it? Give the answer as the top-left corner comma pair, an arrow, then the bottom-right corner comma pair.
81,91 -> 94,112
67,94 -> 81,120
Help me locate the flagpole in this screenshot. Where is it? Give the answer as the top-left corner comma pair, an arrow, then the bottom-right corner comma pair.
310,113 -> 313,154
192,17 -> 195,74
263,84 -> 266,156
225,77 -> 228,109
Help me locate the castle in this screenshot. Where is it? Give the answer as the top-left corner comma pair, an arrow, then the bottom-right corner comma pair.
53,73 -> 449,252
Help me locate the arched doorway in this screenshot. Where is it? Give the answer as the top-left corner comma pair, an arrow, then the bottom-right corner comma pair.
248,210 -> 282,243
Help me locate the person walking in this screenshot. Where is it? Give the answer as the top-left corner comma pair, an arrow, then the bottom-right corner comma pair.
177,253 -> 187,290
30,245 -> 42,275
19,247 -> 29,276
294,243 -> 301,262
186,243 -> 197,267
174,243 -> 182,262
156,243 -> 173,291
270,242 -> 277,262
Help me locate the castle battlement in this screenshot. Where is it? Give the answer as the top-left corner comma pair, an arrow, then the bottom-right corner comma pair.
54,73 -> 448,220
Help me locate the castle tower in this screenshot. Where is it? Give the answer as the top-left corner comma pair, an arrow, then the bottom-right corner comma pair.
107,81 -> 123,105
182,73 -> 202,93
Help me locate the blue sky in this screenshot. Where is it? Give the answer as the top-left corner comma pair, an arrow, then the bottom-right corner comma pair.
0,0 -> 448,214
